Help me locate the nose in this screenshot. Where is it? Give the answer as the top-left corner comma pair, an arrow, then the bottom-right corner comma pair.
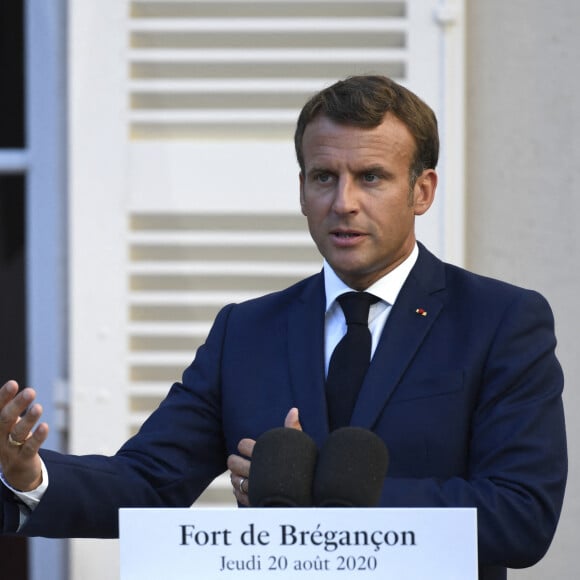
332,176 -> 359,214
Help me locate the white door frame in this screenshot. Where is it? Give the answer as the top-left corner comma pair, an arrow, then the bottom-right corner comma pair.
25,1 -> 68,578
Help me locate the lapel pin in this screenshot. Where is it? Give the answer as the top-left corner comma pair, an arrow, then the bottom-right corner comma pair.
415,308 -> 428,317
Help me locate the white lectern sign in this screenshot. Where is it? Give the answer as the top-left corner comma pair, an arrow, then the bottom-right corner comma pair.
120,507 -> 477,579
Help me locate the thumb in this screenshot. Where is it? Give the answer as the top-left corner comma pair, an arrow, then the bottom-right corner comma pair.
284,407 -> 302,431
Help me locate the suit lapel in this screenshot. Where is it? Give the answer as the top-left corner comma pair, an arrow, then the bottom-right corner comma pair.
286,273 -> 330,446
351,246 -> 446,429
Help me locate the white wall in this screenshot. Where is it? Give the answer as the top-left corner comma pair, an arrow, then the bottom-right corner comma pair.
466,1 -> 579,578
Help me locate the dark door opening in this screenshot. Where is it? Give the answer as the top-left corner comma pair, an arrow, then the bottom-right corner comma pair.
0,0 -> 29,577
0,177 -> 28,580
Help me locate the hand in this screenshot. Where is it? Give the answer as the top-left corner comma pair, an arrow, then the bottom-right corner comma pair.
0,381 -> 48,491
227,407 -> 303,506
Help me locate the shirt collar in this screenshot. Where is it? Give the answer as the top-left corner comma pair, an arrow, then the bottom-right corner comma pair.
323,243 -> 419,312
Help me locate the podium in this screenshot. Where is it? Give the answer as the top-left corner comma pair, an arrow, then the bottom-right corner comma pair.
119,507 -> 477,579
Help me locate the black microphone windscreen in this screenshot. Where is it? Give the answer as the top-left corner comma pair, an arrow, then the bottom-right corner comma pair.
313,427 -> 389,507
248,427 -> 318,507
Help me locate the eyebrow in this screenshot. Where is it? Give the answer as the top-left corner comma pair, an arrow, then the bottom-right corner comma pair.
305,165 -> 333,177
359,164 -> 387,174
356,165 -> 396,179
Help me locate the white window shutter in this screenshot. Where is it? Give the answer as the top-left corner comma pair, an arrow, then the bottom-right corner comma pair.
68,1 -> 464,578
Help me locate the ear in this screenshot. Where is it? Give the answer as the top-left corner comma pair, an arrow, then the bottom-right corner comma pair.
299,172 -> 307,216
412,169 -> 437,216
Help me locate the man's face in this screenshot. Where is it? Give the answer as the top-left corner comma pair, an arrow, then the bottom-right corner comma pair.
299,113 -> 437,291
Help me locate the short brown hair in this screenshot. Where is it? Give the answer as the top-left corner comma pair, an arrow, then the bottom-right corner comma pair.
294,75 -> 439,183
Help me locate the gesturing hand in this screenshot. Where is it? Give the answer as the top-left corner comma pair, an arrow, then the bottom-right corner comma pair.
0,380 -> 48,491
227,407 -> 302,506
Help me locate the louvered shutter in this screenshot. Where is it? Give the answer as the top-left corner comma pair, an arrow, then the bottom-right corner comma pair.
68,1 -> 464,577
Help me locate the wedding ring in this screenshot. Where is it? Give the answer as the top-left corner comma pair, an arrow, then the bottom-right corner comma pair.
238,477 -> 247,494
7,432 -> 25,447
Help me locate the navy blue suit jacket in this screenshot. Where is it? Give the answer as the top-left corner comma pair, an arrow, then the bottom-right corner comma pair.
2,244 -> 567,579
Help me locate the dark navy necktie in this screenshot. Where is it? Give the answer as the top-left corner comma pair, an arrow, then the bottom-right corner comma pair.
326,292 -> 379,431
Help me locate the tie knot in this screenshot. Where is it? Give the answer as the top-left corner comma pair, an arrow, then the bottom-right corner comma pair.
337,292 -> 379,326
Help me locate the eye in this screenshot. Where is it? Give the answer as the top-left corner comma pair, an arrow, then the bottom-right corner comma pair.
362,172 -> 380,183
313,172 -> 332,184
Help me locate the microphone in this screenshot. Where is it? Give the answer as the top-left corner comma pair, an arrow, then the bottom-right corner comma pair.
248,427 -> 318,507
313,427 -> 389,507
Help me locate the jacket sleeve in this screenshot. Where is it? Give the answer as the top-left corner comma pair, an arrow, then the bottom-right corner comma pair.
1,305 -> 235,538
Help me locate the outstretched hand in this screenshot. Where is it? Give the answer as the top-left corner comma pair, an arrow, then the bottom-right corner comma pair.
0,380 -> 48,491
227,407 -> 302,506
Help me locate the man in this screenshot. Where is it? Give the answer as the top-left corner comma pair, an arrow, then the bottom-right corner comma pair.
0,76 -> 567,580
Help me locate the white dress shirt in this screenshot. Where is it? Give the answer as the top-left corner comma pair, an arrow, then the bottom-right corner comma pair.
323,243 -> 419,374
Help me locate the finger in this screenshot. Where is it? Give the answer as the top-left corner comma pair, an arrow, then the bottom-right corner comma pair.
229,470 -> 251,506
0,388 -> 37,432
23,421 -> 49,454
233,486 -> 250,506
284,407 -> 303,430
10,424 -> 48,464
0,380 -> 19,405
226,453 -> 251,478
237,438 -> 255,459
9,403 -> 43,443
230,472 -> 249,495
0,381 -> 22,418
